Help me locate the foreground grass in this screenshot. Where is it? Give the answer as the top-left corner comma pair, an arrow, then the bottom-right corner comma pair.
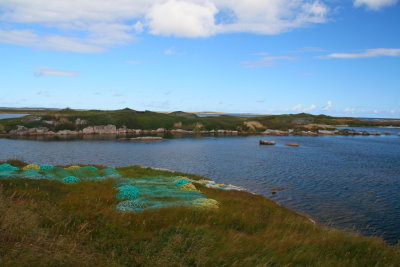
1,165 -> 399,266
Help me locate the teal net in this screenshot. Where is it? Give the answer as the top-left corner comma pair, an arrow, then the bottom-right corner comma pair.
103,168 -> 121,178
0,164 -> 221,212
116,184 -> 141,200
114,176 -> 208,212
0,164 -> 20,178
22,169 -> 42,179
61,176 -> 81,184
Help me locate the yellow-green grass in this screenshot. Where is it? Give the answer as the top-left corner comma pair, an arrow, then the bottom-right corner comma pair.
0,163 -> 399,266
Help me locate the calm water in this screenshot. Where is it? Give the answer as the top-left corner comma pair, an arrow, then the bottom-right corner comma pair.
0,113 -> 29,119
0,128 -> 399,244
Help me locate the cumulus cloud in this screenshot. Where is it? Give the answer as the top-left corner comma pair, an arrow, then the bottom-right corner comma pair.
354,0 -> 398,10
292,104 -> 303,111
322,100 -> 333,111
0,0 -> 329,52
243,55 -> 296,68
323,48 -> 400,59
33,67 -> 78,77
303,104 -> 318,112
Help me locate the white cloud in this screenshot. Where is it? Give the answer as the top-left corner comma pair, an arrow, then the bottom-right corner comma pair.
322,100 -> 333,111
33,67 -> 78,77
243,55 -> 296,68
147,0 -> 218,37
303,104 -> 318,112
0,0 -> 329,52
354,0 -> 398,10
323,48 -> 400,59
292,104 -> 303,111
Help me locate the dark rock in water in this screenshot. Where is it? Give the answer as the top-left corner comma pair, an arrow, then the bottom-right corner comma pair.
259,140 -> 276,145
170,111 -> 198,118
285,144 -> 300,147
384,131 -> 392,135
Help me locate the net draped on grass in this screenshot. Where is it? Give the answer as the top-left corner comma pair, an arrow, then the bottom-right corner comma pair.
115,176 -> 219,212
0,163 -> 120,183
0,163 -> 222,212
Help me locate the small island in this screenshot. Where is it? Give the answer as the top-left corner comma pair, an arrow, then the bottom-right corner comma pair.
1,108 -> 400,138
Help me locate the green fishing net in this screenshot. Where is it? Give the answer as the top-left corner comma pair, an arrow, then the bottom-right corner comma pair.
1,163 -> 221,212
61,176 -> 81,184
114,176 -> 210,212
0,164 -> 20,178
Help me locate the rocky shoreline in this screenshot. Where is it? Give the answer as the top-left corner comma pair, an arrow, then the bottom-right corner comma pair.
1,124 -> 399,138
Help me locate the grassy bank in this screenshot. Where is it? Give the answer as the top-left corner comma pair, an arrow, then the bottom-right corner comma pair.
1,161 -> 399,266
1,108 -> 400,134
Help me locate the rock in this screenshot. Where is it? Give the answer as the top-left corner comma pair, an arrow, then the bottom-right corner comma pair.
82,126 -> 95,135
398,133 -> 400,136
156,128 -> 165,133
285,144 -> 300,147
259,140 -> 276,145
93,125 -> 117,134
57,130 -> 78,135
384,131 -> 392,135
75,118 -> 87,125
318,130 -> 337,135
117,126 -> 127,134
171,129 -> 188,134
35,127 -> 49,134
9,125 -> 29,135
43,120 -> 56,125
263,129 -> 288,136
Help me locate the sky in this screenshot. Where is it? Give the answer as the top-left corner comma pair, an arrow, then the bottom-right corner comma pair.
0,0 -> 399,118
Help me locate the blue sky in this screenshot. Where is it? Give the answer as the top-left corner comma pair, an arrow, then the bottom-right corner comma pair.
0,0 -> 399,117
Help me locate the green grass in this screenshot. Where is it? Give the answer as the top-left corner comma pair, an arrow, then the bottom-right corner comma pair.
0,163 -> 399,266
2,108 -> 399,133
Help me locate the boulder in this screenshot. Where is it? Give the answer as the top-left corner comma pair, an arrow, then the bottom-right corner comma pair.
82,126 -> 95,135
57,130 -> 78,135
259,140 -> 276,145
285,144 -> 300,147
93,125 -> 117,134
75,118 -> 87,125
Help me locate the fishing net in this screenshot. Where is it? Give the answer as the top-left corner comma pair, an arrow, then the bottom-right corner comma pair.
61,176 -> 81,184
115,176 -> 217,212
22,169 -> 42,179
22,164 -> 40,171
103,168 -> 121,178
191,198 -> 220,209
116,184 -> 141,200
1,163 -> 224,212
40,164 -> 55,171
0,163 -> 20,178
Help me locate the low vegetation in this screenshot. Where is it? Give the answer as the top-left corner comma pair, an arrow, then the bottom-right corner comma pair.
1,108 -> 399,133
1,160 -> 399,266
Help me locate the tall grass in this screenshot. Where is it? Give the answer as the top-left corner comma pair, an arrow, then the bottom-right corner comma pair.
0,166 -> 399,266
